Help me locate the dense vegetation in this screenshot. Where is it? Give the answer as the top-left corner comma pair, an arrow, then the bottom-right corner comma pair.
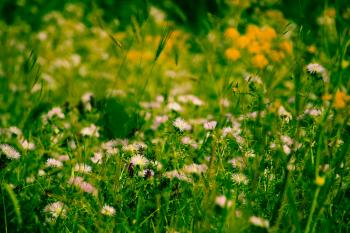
0,1 -> 349,232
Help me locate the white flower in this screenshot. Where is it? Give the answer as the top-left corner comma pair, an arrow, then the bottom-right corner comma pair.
80,124 -> 100,137
0,144 -> 21,160
306,63 -> 326,75
74,163 -> 92,173
101,205 -> 116,216
44,201 -> 67,219
130,154 -> 149,167
173,118 -> 192,131
182,163 -> 208,175
232,173 -> 249,185
167,102 -> 183,112
8,126 -> 22,136
306,63 -> 329,82
203,121 -> 217,130
46,158 -> 63,168
47,107 -> 65,119
165,170 -> 192,182
220,98 -> 230,107
215,195 -> 233,208
249,216 -> 270,228
278,106 -> 292,122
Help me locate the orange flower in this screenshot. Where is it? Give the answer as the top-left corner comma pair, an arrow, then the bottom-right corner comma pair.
269,50 -> 284,62
237,35 -> 251,48
334,90 -> 349,109
280,41 -> 293,54
225,27 -> 240,40
260,27 -> 277,41
252,54 -> 268,69
247,41 -> 261,54
225,48 -> 241,61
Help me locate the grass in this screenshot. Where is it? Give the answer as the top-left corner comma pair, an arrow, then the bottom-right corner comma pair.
0,1 -> 350,232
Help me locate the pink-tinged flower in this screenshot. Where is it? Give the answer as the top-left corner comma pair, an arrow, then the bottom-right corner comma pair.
215,195 -> 233,208
79,181 -> 98,196
101,205 -> 116,216
173,118 -> 192,131
249,216 -> 270,228
203,121 -> 217,130
46,158 -> 63,168
43,201 -> 67,219
80,124 -> 100,137
0,144 -> 21,160
47,107 -> 65,119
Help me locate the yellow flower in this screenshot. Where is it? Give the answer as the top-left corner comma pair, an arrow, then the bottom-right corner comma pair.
269,50 -> 284,62
315,176 -> 325,186
280,41 -> 293,54
237,35 -> 251,48
247,41 -> 261,54
225,48 -> 241,61
225,27 -> 240,40
260,41 -> 271,53
252,54 -> 268,69
334,90 -> 349,109
260,27 -> 277,41
307,45 -> 317,54
325,8 -> 336,18
246,24 -> 260,39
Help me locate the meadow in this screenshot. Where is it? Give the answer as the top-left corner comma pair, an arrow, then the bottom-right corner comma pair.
0,1 -> 349,232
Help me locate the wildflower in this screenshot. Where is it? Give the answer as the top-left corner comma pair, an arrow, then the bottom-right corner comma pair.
46,158 -> 63,168
182,163 -> 208,175
68,176 -> 84,186
281,135 -> 293,146
278,106 -> 292,122
0,144 -> 21,160
38,169 -> 46,176
225,27 -> 240,40
152,115 -> 169,129
57,154 -> 70,161
249,216 -> 270,228
81,92 -> 94,111
306,63 -> 329,82
80,124 -> 100,137
173,118 -> 192,131
220,98 -> 230,107
8,126 -> 22,136
225,48 -> 241,61
47,107 -> 65,119
215,195 -> 233,208
283,144 -> 291,155
165,170 -> 192,182
315,176 -> 326,186
91,152 -> 103,164
167,102 -> 183,112
79,181 -> 98,196
229,157 -> 245,169
334,90 -> 349,109
74,163 -> 92,173
252,54 -> 268,69
20,139 -> 35,150
280,41 -> 293,54
138,169 -> 155,178
101,205 -> 116,216
44,201 -> 67,219
203,121 -> 217,130
232,173 -> 249,185
130,154 -> 149,167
